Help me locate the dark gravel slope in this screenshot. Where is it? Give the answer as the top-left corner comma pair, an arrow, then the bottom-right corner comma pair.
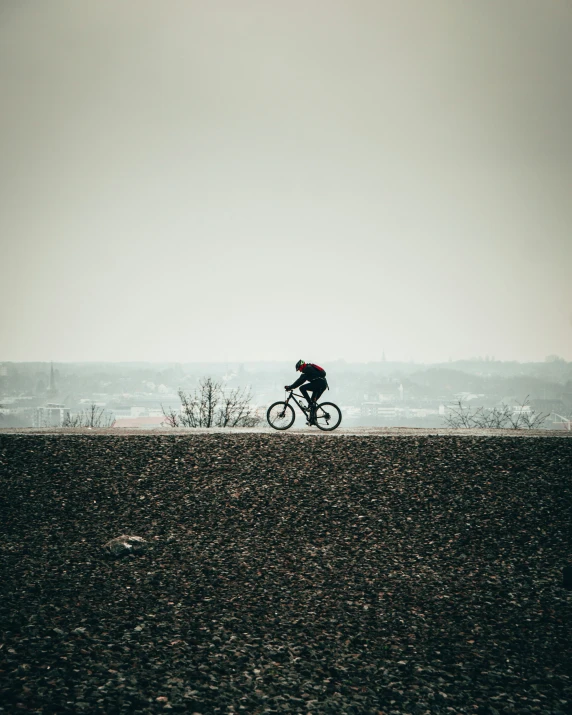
1,434 -> 571,714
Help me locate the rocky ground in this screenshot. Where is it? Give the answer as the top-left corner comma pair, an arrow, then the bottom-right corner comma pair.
0,432 -> 571,714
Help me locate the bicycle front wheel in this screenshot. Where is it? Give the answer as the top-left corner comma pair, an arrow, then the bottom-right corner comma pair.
267,402 -> 295,430
314,402 -> 342,431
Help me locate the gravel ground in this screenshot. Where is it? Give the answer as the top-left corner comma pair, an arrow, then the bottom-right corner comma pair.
1,433 -> 571,714
2,428 -> 570,436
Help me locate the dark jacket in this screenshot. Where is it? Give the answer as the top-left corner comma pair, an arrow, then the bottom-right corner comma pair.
288,364 -> 327,390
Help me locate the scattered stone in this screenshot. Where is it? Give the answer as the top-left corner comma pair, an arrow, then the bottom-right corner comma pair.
563,565 -> 572,589
103,534 -> 147,556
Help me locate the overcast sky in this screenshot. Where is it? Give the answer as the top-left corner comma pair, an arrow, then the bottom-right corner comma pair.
1,0 -> 571,363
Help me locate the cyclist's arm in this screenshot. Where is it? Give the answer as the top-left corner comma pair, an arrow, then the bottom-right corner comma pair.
287,374 -> 307,390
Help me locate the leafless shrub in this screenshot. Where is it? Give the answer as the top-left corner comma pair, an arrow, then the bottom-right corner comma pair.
161,405 -> 182,429
63,403 -> 116,428
444,400 -> 474,428
216,386 -> 260,427
444,396 -> 548,430
162,377 -> 260,428
512,403 -> 551,430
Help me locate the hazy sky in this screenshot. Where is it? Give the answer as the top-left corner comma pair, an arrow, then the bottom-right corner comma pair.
1,0 -> 571,363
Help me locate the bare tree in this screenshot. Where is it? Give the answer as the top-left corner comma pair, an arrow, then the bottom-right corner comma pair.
443,396 -> 548,430
161,405 -> 183,429
216,386 -> 260,427
162,379 -> 220,428
162,377 -> 260,428
201,377 -> 220,428
174,389 -> 201,428
443,400 -> 474,428
63,403 -> 116,428
510,398 -> 551,429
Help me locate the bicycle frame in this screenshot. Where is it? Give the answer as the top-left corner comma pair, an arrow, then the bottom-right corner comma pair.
285,391 -> 312,416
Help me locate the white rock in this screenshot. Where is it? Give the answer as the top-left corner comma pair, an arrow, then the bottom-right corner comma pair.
104,535 -> 148,556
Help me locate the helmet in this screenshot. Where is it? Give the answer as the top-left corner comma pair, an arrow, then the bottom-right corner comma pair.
295,359 -> 305,371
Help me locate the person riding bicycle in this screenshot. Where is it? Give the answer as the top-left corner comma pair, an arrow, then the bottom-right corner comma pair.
285,360 -> 328,423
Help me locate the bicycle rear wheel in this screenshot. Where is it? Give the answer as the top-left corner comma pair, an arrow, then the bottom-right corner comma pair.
314,402 -> 342,431
267,402 -> 295,430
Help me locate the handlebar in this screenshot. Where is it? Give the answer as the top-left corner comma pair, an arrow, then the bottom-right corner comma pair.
285,390 -> 304,399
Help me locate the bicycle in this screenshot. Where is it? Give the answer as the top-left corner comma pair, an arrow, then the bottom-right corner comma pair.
266,390 -> 342,431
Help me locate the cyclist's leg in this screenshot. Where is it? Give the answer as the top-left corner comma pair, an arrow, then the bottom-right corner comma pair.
302,380 -> 322,405
304,381 -> 324,422
300,383 -> 312,407
300,383 -> 316,424
313,381 -> 326,404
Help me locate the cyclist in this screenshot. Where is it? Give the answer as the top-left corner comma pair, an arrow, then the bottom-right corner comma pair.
285,360 -> 328,424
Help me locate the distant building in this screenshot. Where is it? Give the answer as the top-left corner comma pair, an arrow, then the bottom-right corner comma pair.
47,363 -> 58,398
35,403 -> 70,427
361,402 -> 396,417
551,414 -> 571,431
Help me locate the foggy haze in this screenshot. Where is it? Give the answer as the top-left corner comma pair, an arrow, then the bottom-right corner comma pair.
1,1 -> 571,363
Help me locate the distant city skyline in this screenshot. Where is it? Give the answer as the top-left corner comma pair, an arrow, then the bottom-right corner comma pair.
2,1 -> 571,363
2,354 -> 570,433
